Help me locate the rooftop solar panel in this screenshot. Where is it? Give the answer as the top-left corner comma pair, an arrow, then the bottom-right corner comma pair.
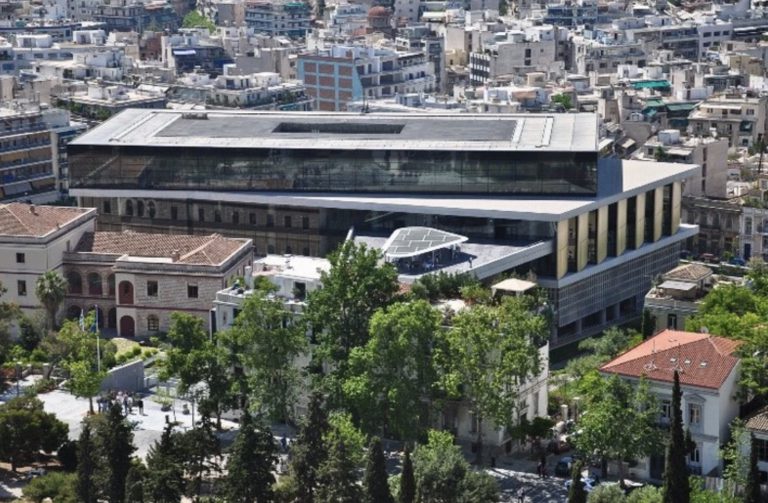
383,227 -> 468,259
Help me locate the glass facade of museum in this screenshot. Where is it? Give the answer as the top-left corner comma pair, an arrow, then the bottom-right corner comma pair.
68,146 -> 598,196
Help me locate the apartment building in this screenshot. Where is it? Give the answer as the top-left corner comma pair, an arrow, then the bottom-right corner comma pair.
688,94 -> 768,148
681,196 -> 741,257
297,45 -> 435,111
68,111 -> 699,345
572,35 -> 648,76
0,203 -> 96,325
643,262 -> 716,332
245,0 -> 310,38
63,231 -> 252,338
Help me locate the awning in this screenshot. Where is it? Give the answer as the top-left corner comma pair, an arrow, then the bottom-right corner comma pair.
173,49 -> 197,56
632,80 -> 671,90
492,278 -> 537,294
659,280 -> 698,291
620,137 -> 636,149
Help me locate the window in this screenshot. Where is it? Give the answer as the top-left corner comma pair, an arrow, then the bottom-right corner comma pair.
187,284 -> 199,298
302,216 -> 309,229
689,445 -> 700,464
125,200 -> 133,216
148,201 -> 156,219
232,211 -> 239,225
756,438 -> 768,462
267,214 -> 275,227
15,252 -> 24,263
198,208 -> 205,222
17,280 -> 26,296
103,200 -> 111,214
171,206 -> 178,220
249,213 -> 256,225
147,315 -> 159,331
137,200 -> 144,217
667,314 -> 678,329
147,280 -> 158,297
688,403 -> 702,425
214,209 -> 222,223
284,215 -> 292,228
661,399 -> 672,419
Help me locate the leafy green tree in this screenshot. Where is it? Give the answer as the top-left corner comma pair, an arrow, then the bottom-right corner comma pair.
57,439 -> 78,471
364,437 -> 394,503
436,296 -> 546,464
22,472 -> 78,503
690,476 -> 740,503
400,445 -> 415,503
568,460 -> 587,503
221,288 -> 307,423
125,459 -> 147,503
76,421 -> 97,503
182,10 -> 216,31
662,371 -> 690,503
164,312 -> 231,428
178,414 -> 221,499
145,424 -> 185,503
722,418 -> 750,490
288,392 -> 330,503
587,484 -> 626,503
625,486 -> 663,503
66,360 -> 105,415
343,300 -> 442,439
306,241 -> 398,404
457,471 -> 499,503
574,376 -> 661,481
94,402 -> 136,503
745,434 -> 762,503
412,430 -> 468,503
579,327 -> 642,360
325,411 -> 367,466
0,281 -> 20,365
35,270 -> 67,330
41,314 -> 111,377
223,411 -> 278,503
317,437 -> 362,503
0,395 -> 68,471
552,93 -> 573,110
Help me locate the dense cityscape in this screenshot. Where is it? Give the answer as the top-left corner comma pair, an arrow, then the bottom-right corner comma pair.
0,0 -> 767,500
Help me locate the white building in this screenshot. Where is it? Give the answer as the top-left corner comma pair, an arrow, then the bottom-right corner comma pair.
602,329 -> 742,480
0,203 -> 96,326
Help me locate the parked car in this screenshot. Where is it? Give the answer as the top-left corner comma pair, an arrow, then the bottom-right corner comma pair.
729,257 -> 747,267
555,456 -> 574,477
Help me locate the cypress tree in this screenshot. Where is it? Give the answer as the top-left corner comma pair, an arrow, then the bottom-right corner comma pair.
290,391 -> 329,503
223,411 -> 278,503
567,460 -> 587,503
76,421 -> 97,503
364,437 -> 394,503
94,403 -> 136,503
317,438 -> 362,503
145,424 -> 185,503
125,459 -> 148,503
745,434 -> 762,503
399,445 -> 415,503
662,370 -> 690,503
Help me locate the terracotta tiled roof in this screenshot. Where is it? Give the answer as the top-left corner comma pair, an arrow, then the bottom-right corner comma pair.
0,203 -> 92,237
746,406 -> 768,433
663,263 -> 712,282
74,231 -> 249,266
601,329 -> 741,390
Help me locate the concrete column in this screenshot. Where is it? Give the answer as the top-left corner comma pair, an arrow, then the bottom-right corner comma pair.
577,213 -> 589,271
653,187 -> 664,242
635,192 -> 646,249
671,181 -> 681,234
599,308 -> 607,326
611,303 -> 620,320
616,199 -> 627,256
556,220 -> 569,279
596,206 -> 608,264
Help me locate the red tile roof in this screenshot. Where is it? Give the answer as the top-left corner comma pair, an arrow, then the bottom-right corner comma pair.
601,329 -> 742,390
0,203 -> 92,237
746,406 -> 768,433
74,231 -> 250,266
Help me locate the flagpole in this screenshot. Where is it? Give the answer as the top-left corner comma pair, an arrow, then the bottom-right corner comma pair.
94,305 -> 101,373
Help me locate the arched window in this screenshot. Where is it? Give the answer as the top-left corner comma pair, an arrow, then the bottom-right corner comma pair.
87,272 -> 102,296
147,315 -> 159,331
67,271 -> 82,294
125,200 -> 133,216
148,201 -> 156,219
66,305 -> 82,320
137,200 -> 145,217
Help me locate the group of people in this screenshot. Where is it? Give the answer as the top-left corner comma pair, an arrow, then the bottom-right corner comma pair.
96,390 -> 144,415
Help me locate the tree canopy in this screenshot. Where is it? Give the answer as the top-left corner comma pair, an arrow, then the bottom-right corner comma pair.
0,396 -> 68,471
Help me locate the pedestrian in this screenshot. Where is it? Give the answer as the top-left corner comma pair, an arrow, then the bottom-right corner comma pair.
137,398 -> 144,415
517,486 -> 525,503
123,395 -> 129,415
281,436 -> 288,452
536,461 -> 543,478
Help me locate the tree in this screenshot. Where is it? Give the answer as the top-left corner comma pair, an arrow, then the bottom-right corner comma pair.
588,484 -> 626,503
343,300 -> 442,439
413,430 -> 467,503
400,445 -> 415,503
164,312 -> 231,429
574,375 -> 661,482
316,437 -> 362,503
125,459 -> 148,503
552,93 -> 573,110
22,472 -> 78,503
745,434 -> 762,503
67,360 -> 105,415
306,241 -> 398,404
182,10 -> 216,32
0,396 -> 68,471
625,486 -> 663,503
288,392 -> 330,503
722,419 -> 750,491
662,371 -> 690,503
578,327 -> 642,361
436,296 -> 546,464
325,411 -> 367,467
0,281 -> 20,365
178,414 -> 221,499
221,288 -> 307,423
35,270 -> 67,330
94,402 -> 136,503
364,437 -> 394,503
145,424 -> 185,503
76,421 -> 98,503
458,471 -> 499,502
568,460 -> 587,503
223,411 -> 278,503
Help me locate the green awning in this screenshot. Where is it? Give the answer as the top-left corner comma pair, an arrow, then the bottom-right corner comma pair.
666,102 -> 697,112
632,80 -> 671,90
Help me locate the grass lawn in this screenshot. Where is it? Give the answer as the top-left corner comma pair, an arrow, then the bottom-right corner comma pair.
111,337 -> 140,357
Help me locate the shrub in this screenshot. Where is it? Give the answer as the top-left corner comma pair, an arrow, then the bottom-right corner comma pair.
57,440 -> 78,471
22,472 -> 77,503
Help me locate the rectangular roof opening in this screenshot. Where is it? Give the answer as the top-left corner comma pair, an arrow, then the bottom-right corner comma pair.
273,122 -> 405,134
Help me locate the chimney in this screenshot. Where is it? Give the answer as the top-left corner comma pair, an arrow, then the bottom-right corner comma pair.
29,204 -> 36,215
244,265 -> 253,289
170,249 -> 180,262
